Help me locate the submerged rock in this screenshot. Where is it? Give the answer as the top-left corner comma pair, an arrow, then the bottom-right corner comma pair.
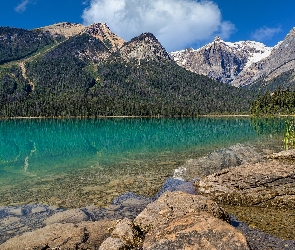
266,149 -> 295,160
178,143 -> 262,180
0,204 -> 64,244
153,177 -> 196,199
230,214 -> 295,250
44,208 -> 90,225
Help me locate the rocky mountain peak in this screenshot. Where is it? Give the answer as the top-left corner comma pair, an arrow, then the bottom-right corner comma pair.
171,37 -> 273,85
37,22 -> 85,38
231,27 -> 295,87
214,36 -> 221,42
130,32 -> 158,42
82,23 -> 125,51
119,32 -> 171,62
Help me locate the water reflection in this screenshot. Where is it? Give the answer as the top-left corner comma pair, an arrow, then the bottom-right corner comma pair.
0,117 -> 286,175
0,117 -> 287,207
250,117 -> 285,135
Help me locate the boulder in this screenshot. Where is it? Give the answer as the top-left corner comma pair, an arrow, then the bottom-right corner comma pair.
99,218 -> 142,250
143,212 -> 249,250
100,191 -> 249,249
195,159 -> 295,208
0,220 -> 116,250
134,191 -> 249,249
154,178 -> 196,199
134,191 -> 230,233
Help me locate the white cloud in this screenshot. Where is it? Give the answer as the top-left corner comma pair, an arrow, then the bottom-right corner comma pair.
82,0 -> 235,51
251,26 -> 282,42
15,0 -> 30,13
82,0 -> 90,5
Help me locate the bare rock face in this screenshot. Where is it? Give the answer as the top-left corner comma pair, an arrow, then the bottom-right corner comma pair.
195,159 -> 295,209
171,27 -> 295,89
119,32 -> 171,62
0,220 -> 116,250
82,23 -> 125,51
171,37 -> 272,85
38,22 -> 85,38
142,212 -> 249,250
232,28 -> 295,87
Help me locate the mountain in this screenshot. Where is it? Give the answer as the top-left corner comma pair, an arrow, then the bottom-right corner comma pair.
37,22 -> 85,38
119,32 -> 171,61
233,28 -> 295,91
171,27 -> 295,93
82,23 -> 125,51
171,36 -> 272,85
0,26 -> 59,64
0,22 -> 254,117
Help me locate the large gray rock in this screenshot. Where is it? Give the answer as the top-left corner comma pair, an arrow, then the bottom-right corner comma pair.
195,159 -> 295,208
176,144 -> 262,180
0,220 -> 116,250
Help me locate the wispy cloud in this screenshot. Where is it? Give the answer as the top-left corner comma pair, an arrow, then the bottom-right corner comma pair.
15,0 -> 30,13
251,26 -> 282,42
82,0 -> 90,5
82,0 -> 235,51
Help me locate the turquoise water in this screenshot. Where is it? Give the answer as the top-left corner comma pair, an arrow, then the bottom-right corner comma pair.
0,117 -> 287,208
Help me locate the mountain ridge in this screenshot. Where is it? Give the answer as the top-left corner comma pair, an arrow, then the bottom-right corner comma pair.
171,27 -> 295,92
171,36 -> 273,85
0,22 -> 256,117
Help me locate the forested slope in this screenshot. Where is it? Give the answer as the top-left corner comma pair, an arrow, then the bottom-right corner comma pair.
0,26 -> 255,117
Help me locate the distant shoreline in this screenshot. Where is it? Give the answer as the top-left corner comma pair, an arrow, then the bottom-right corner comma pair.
1,114 -> 295,120
0,114 -> 251,119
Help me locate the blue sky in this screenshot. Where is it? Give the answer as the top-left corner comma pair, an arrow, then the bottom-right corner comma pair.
1,0 -> 295,51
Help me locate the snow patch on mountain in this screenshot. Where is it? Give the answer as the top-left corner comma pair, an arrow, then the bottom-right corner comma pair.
223,41 -> 272,68
170,38 -> 274,85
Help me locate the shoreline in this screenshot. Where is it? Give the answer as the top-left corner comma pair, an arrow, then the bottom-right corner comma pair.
0,143 -> 295,248
2,114 -> 295,120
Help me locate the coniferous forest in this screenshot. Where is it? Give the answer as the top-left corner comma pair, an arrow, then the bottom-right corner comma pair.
251,87 -> 295,116
0,26 -> 257,117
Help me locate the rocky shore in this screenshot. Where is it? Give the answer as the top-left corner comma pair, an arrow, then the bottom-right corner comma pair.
1,144 -> 295,249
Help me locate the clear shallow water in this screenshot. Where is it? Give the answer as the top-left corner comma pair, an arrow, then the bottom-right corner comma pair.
0,117 -> 287,208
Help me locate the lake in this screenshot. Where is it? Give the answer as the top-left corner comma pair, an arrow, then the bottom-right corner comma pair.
0,117 -> 287,208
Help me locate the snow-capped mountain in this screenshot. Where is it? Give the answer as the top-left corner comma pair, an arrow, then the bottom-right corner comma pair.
170,36 -> 273,85
231,28 -> 295,88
